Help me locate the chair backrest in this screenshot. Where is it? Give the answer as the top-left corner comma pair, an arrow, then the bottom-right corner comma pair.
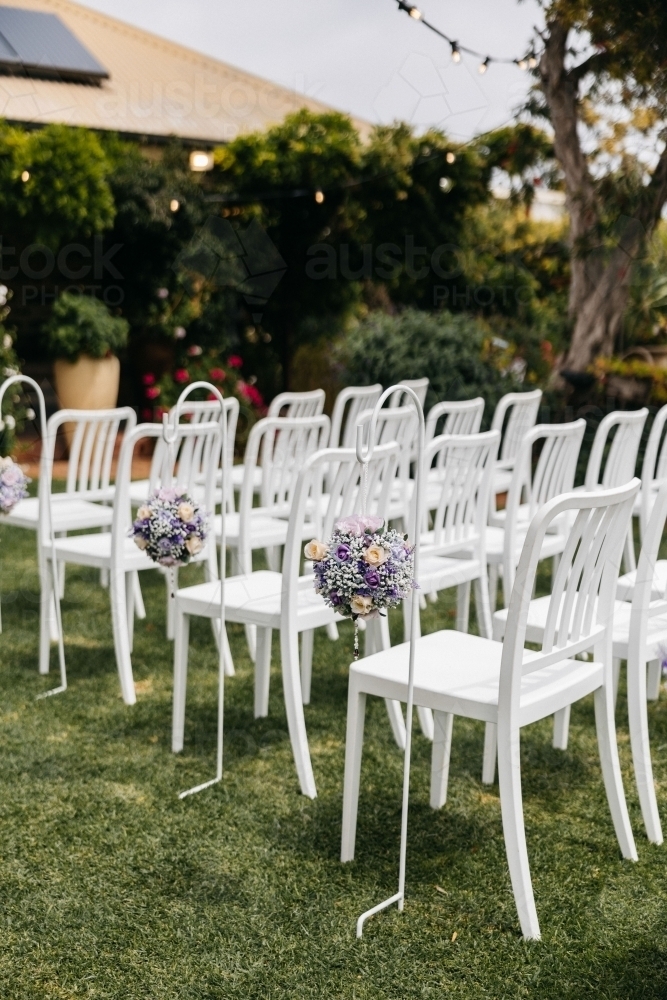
584,408 -> 648,491
267,388 -> 325,419
425,398 -> 484,446
330,385 -> 382,449
112,418 -> 223,577
500,479 -> 640,717
145,398 -> 238,513
503,420 -> 586,598
47,407 -> 136,501
386,378 -> 429,410
491,389 -> 542,468
281,442 -> 400,626
358,405 -> 419,516
416,429 -> 500,558
637,405 -> 667,537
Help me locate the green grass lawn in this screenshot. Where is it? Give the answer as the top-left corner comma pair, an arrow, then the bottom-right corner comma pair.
1,521 -> 667,999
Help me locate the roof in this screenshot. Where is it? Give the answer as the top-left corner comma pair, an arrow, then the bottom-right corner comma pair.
0,0 -> 370,143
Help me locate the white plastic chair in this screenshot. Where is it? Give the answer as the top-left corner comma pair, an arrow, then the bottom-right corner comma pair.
329,385 -> 383,449
230,388 -> 326,493
424,398 -> 484,445
636,404 -> 667,540
172,441 -> 401,799
490,389 -> 542,499
358,406 -> 418,527
486,420 -> 586,612
341,479 -> 640,940
386,378 -> 429,410
42,417 -> 223,703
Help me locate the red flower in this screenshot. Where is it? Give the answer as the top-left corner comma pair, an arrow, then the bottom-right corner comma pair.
209,367 -> 226,381
145,386 -> 160,400
142,373 -> 156,386
239,382 -> 264,408
141,407 -> 153,420
227,355 -> 243,369
173,368 -> 190,383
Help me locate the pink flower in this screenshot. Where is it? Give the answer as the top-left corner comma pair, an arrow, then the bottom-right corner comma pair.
145,386 -> 160,400
227,355 -> 243,369
187,345 -> 202,356
335,514 -> 384,536
239,382 -> 264,408
142,373 -> 155,386
174,369 -> 189,383
209,367 -> 226,381
157,287 -> 169,300
174,326 -> 187,339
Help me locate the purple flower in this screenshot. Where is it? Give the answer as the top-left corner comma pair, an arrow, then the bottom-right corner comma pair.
364,570 -> 380,589
329,591 -> 342,605
335,543 -> 351,561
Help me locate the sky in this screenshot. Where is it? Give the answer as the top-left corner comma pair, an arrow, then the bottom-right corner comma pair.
76,0 -> 545,140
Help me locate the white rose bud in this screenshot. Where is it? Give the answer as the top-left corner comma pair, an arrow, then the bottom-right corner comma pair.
350,594 -> 373,615
134,536 -> 148,550
4,414 -> 15,429
137,505 -> 151,521
186,535 -> 203,555
363,544 -> 388,566
178,502 -> 195,522
304,539 -> 328,561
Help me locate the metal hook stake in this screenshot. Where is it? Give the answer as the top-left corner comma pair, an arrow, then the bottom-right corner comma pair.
353,384 -> 425,937
0,375 -> 67,696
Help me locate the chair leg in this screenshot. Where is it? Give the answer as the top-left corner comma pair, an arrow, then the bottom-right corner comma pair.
624,527 -> 637,574
266,546 -> 280,572
125,572 -> 135,654
628,652 -> 663,844
418,706 -> 435,741
429,590 -> 438,603
366,617 -> 406,749
456,582 -> 471,633
172,608 -> 190,752
612,657 -> 622,705
482,722 -> 497,784
279,626 -> 317,798
430,711 -> 454,809
552,706 -> 571,750
300,630 -> 314,704
245,623 -> 257,663
100,567 -> 109,588
593,683 -> 638,861
110,566 -> 137,706
340,687 -> 367,862
326,622 -> 339,641
647,658 -> 662,701
132,572 -> 146,620
497,720 -> 541,940
488,563 -> 498,615
254,627 -> 272,718
474,575 -> 493,640
211,618 -> 235,677
419,593 -> 427,611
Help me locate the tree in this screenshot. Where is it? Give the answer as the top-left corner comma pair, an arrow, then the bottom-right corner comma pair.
536,1 -> 667,375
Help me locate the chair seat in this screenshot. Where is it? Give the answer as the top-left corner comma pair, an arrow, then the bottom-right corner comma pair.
4,495 -> 114,532
617,560 -> 667,601
213,510 -> 313,548
418,551 -> 483,591
493,467 -> 513,495
51,532 -> 156,571
352,628 -> 603,727
176,569 -> 340,631
484,525 -> 566,563
231,464 -> 262,491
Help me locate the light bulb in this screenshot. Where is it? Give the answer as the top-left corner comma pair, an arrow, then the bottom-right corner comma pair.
446,151 -> 456,164
314,190 -> 325,204
451,42 -> 461,63
21,170 -> 29,182
408,6 -> 422,18
518,58 -> 528,71
170,199 -> 180,212
528,55 -> 538,68
478,57 -> 490,74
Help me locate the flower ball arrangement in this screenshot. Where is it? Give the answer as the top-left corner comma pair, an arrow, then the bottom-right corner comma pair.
0,456 -> 29,514
305,514 -> 415,657
131,487 -> 208,567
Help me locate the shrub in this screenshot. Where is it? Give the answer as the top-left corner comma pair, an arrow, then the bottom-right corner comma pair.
44,292 -> 129,362
342,308 -> 520,416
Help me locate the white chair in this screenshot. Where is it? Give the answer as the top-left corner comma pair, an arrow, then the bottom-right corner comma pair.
581,408 -> 648,571
129,398 -> 238,514
329,385 -> 383,450
230,388 -> 326,493
490,389 -> 542,500
635,404 -> 667,541
424,398 -> 484,445
173,441 -> 401,798
42,417 -> 223,703
493,479 -> 667,847
341,479 -> 640,940
358,406 -> 418,527
386,378 -> 429,410
486,420 -> 586,611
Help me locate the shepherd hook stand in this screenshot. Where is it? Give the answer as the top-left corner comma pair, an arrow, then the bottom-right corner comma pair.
0,376 -> 67,697
354,384 -> 425,938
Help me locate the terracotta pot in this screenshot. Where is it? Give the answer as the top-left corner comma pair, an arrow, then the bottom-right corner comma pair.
53,354 -> 120,447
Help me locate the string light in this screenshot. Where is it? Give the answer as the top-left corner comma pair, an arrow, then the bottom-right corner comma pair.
392,0 -> 540,73
314,189 -> 325,204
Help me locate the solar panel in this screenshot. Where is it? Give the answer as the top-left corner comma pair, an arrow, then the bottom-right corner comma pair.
0,6 -> 108,83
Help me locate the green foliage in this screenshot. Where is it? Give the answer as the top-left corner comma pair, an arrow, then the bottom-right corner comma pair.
0,122 -> 115,245
0,288 -> 30,455
44,292 -> 129,362
342,308 -> 519,413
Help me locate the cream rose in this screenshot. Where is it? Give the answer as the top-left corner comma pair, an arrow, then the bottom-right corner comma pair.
134,535 -> 148,550
304,539 -> 328,561
185,535 -> 203,555
363,544 -> 388,567
350,594 -> 373,615
137,505 -> 151,521
178,502 -> 195,522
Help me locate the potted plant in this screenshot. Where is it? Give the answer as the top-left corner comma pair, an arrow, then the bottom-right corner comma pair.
45,291 -> 129,412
